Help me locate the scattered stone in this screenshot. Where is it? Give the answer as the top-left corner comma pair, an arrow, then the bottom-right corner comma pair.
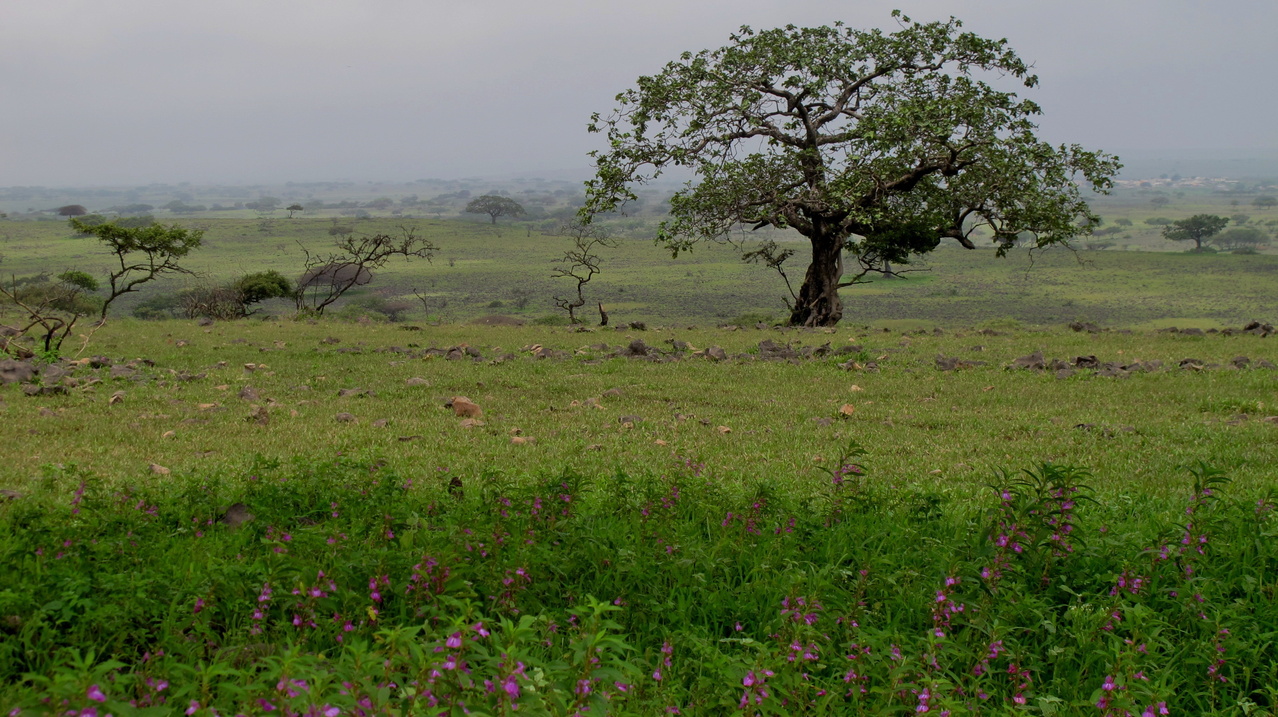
162,430 -> 176,439
511,436 -> 533,445
247,406 -> 269,426
398,435 -> 423,441
705,346 -> 727,361
716,425 -> 732,434
1257,360 -> 1277,370
109,365 -> 136,380
220,502 -> 254,528
0,489 -> 22,502
1010,352 -> 1045,371
338,387 -> 373,398
109,390 -> 125,405
813,417 -> 834,427
1180,328 -> 1205,336
1073,356 -> 1100,369
320,337 -> 341,344
238,386 -> 260,401
839,404 -> 856,416
335,412 -> 356,423
406,377 -> 430,387
619,415 -> 643,424
758,339 -> 797,360
450,397 -> 483,418
1178,358 -> 1204,371
625,339 -> 652,357
197,316 -> 214,327
150,463 -> 171,475
1068,321 -> 1102,333
1230,356 -> 1251,369
372,419 -> 389,428
1055,369 -> 1077,380
935,355 -> 985,371
602,388 -> 623,398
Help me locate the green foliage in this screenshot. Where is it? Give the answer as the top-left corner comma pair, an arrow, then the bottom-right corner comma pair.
1162,214 -> 1230,251
584,11 -> 1120,326
234,270 -> 293,306
56,271 -> 98,293
69,217 -> 204,319
1212,226 -> 1270,252
465,195 -> 527,224
0,457 -> 1274,713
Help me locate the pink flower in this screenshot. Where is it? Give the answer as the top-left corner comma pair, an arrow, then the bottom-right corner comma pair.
86,685 -> 107,702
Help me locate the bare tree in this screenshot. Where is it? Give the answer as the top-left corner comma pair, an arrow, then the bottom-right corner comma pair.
0,271 -> 98,357
295,226 -> 437,315
552,221 -> 616,324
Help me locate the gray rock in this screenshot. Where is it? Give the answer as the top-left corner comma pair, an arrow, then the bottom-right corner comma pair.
0,360 -> 35,385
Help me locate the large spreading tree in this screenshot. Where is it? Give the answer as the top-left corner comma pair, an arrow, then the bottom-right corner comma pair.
583,12 -> 1120,326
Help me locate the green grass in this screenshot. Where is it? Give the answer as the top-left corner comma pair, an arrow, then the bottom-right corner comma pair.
1,213 -> 1276,327
2,320 -> 1276,500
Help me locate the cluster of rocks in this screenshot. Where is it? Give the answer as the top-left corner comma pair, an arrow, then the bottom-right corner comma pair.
1005,351 -> 1274,379
1158,321 -> 1276,338
0,355 -> 163,396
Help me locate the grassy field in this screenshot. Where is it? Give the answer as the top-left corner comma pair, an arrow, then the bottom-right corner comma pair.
1,213 -> 1276,328
2,318 -> 1277,714
2,203 -> 1277,713
3,319 -> 1276,498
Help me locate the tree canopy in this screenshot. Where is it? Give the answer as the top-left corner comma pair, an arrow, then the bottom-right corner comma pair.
69,218 -> 204,320
465,195 -> 526,225
1162,215 -> 1229,251
583,12 -> 1120,325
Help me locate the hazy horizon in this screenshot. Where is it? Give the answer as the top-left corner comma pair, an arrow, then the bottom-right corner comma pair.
5,1 -> 1275,187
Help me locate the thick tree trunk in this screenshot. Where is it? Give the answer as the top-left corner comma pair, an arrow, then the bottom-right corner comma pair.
788,236 -> 844,326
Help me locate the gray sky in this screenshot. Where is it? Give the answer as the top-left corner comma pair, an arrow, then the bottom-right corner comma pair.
4,0 -> 1275,186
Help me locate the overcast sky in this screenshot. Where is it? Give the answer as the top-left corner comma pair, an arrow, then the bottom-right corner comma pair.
4,0 -> 1274,186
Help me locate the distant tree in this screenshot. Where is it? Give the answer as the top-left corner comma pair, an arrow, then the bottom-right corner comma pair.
69,218 -> 204,320
1212,226 -> 1270,252
465,195 -> 526,225
257,196 -> 281,211
1114,218 -> 1133,227
1255,196 -> 1277,210
1150,195 -> 1170,208
582,12 -> 1119,325
286,203 -> 304,218
366,198 -> 394,210
1162,214 -> 1229,251
1231,214 -> 1250,225
295,226 -> 437,315
57,204 -> 88,218
552,220 -> 615,324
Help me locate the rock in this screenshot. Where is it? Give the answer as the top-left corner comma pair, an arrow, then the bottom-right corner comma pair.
150,463 -> 171,475
0,489 -> 22,502
1010,352 -> 1045,371
238,386 -> 260,401
1181,328 -> 1205,336
338,388 -> 373,398
459,418 -> 485,429
619,415 -> 643,424
625,339 -> 651,357
406,377 -> 430,387
1073,355 -> 1100,369
109,365 -> 137,380
197,316 -> 214,327
88,356 -> 113,368
758,339 -> 797,360
335,412 -> 357,423
839,404 -> 856,416
1068,321 -> 1101,333
1054,368 -> 1077,379
1178,358 -> 1204,371
716,425 -> 732,434
510,436 -> 532,445
1230,356 -> 1251,369
1256,360 -> 1277,370
706,346 -> 727,361
109,390 -> 125,405
602,388 -> 623,398
247,406 -> 269,426
220,502 -> 255,528
450,397 -> 482,418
